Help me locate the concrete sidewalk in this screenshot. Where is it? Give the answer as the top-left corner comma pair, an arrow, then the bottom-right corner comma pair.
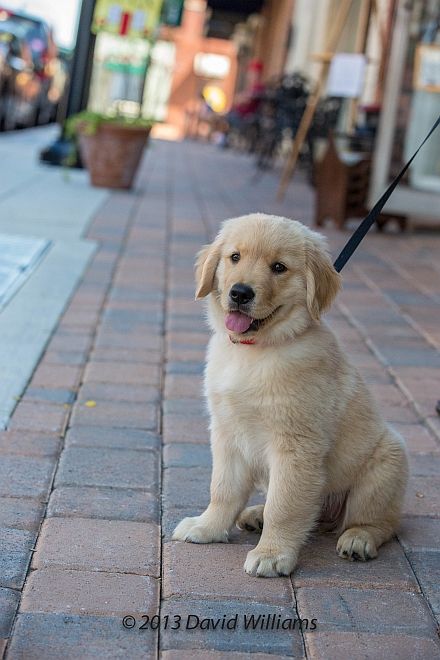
0,135 -> 439,659
0,127 -> 107,427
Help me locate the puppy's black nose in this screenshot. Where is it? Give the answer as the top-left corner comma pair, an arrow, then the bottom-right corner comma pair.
230,283 -> 255,305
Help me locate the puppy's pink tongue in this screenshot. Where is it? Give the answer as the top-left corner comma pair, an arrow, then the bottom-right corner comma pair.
225,311 -> 253,334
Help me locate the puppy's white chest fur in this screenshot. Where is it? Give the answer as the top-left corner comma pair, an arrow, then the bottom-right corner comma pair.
205,332 -> 318,413
205,335 -> 288,472
206,335 -> 282,410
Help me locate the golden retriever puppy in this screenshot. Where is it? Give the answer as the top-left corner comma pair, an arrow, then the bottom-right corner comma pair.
173,213 -> 408,577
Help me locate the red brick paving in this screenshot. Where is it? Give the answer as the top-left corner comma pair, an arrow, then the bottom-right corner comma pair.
0,139 -> 439,658
21,569 -> 159,617
32,518 -> 160,575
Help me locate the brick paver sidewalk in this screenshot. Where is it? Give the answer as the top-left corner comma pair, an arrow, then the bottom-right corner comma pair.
1,139 -> 439,659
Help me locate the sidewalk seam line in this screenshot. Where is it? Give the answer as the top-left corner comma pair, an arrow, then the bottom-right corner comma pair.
157,140 -> 174,660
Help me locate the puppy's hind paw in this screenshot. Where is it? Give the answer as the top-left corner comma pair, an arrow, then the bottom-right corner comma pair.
244,547 -> 296,578
337,528 -> 378,561
172,516 -> 229,544
236,505 -> 264,533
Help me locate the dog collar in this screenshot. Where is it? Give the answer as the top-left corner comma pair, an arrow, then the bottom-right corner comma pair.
229,336 -> 256,345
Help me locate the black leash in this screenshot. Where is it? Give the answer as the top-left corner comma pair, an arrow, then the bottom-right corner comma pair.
333,114 -> 440,273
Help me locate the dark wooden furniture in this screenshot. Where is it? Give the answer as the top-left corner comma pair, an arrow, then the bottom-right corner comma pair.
314,133 -> 407,231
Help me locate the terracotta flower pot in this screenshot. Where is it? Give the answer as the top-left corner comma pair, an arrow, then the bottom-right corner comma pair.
78,123 -> 151,190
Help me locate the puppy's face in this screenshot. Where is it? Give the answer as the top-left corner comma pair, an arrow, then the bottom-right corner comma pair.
195,214 -> 341,344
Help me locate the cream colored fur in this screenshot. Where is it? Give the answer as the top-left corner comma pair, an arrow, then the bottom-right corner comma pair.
173,213 -> 408,578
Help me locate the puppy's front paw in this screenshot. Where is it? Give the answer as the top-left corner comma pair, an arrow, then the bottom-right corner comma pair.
337,528 -> 378,561
172,516 -> 229,544
244,546 -> 296,577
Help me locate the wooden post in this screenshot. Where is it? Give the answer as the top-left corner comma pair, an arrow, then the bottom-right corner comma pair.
347,0 -> 372,132
371,0 -> 390,105
277,0 -> 353,201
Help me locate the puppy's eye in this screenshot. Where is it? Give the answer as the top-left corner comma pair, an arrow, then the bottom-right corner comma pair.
271,262 -> 287,274
231,253 -> 240,263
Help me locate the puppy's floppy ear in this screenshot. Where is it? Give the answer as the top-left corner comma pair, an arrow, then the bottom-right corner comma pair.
195,239 -> 222,299
305,232 -> 341,320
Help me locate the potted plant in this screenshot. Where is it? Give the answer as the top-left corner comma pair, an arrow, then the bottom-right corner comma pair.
65,111 -> 154,190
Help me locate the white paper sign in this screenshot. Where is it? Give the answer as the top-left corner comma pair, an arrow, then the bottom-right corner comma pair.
327,53 -> 367,98
194,53 -> 231,79
416,45 -> 440,91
